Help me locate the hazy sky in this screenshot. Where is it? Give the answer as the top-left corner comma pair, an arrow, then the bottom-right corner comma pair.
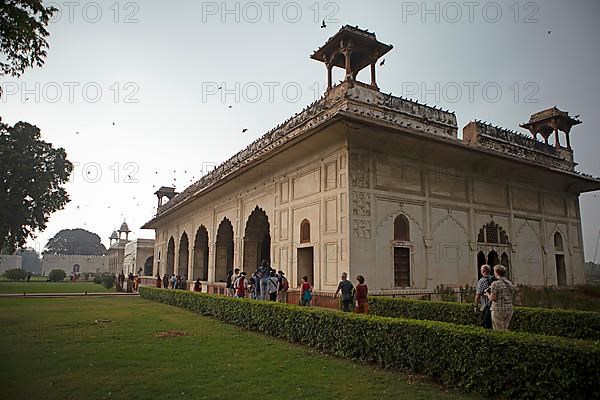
2,0 -> 599,261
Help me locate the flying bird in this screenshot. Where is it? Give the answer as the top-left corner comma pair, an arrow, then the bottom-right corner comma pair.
321,20 -> 326,29
242,128 -> 248,133
228,105 -> 232,109
379,59 -> 385,67
112,122 -> 115,126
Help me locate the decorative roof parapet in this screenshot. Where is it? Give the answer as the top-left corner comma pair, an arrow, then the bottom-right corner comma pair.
150,81 -> 459,221
463,120 -> 575,172
341,81 -> 458,138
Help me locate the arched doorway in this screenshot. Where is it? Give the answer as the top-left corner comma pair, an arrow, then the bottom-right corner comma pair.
297,219 -> 314,287
215,218 -> 234,282
143,256 -> 154,276
166,237 -> 175,275
178,232 -> 189,277
500,252 -> 510,277
487,250 -> 499,267
243,206 -> 271,271
193,225 -> 209,281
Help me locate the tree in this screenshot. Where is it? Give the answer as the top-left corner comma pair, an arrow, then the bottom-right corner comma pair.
3,268 -> 27,280
44,228 -> 107,256
101,274 -> 115,289
0,121 -> 73,253
48,268 -> 66,282
0,0 -> 56,79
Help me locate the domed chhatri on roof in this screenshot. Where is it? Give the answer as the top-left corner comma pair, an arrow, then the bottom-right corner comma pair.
109,230 -> 119,246
111,221 -> 131,242
119,221 -> 131,233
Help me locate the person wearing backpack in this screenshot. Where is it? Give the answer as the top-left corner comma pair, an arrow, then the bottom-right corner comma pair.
277,270 -> 289,303
334,272 -> 355,312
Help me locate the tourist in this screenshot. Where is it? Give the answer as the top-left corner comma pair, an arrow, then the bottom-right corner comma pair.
170,274 -> 176,289
27,272 -> 31,282
126,274 -> 134,293
225,271 -> 234,297
248,276 -> 257,299
193,278 -> 202,292
474,264 -> 495,329
180,275 -> 187,291
156,275 -> 162,288
258,260 -> 271,301
134,275 -> 139,291
355,275 -> 368,314
267,270 -> 279,301
334,272 -> 355,312
251,271 -> 261,299
277,271 -> 289,303
162,274 -> 169,289
230,268 -> 240,297
485,265 -> 516,331
235,272 -> 248,298
300,276 -> 312,306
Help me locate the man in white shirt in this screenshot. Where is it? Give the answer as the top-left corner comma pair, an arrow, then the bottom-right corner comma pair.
230,268 -> 240,297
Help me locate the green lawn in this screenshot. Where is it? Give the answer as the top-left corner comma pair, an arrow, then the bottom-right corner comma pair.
0,297 -> 480,400
0,281 -> 112,294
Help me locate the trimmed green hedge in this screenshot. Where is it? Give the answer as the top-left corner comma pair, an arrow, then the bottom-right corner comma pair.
140,287 -> 600,400
369,296 -> 600,340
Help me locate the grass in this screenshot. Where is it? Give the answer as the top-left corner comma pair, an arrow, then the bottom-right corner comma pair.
0,281 -> 112,294
0,297 -> 480,400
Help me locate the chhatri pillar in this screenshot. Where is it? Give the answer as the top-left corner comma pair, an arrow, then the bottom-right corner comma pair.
311,25 -> 392,92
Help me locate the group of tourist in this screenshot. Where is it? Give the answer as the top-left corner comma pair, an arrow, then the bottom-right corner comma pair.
155,273 -> 187,290
225,260 -> 290,302
116,272 -> 139,292
331,272 -> 369,313
474,264 -> 516,331
153,259 -> 369,314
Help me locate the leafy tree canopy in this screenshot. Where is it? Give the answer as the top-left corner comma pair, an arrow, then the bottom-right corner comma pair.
0,121 -> 73,252
44,228 -> 107,256
0,0 -> 56,78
